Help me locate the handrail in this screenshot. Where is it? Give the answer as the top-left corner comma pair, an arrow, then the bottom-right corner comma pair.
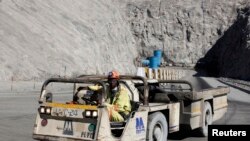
40,75 -> 150,106
39,78 -> 106,104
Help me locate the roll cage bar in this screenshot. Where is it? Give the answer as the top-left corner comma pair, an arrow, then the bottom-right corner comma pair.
39,75 -> 194,105
39,78 -> 106,105
39,75 -> 149,105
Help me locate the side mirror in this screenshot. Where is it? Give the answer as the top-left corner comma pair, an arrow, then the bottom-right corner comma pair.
45,92 -> 53,102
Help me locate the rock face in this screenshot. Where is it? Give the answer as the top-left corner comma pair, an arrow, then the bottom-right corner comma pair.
1,0 -> 250,81
201,7 -> 250,80
0,0 -> 137,80
125,0 -> 249,67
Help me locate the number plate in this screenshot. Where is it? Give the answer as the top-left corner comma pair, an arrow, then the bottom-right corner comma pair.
51,108 -> 83,118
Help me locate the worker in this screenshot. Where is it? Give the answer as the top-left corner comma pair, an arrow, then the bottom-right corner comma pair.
89,70 -> 131,122
106,70 -> 131,122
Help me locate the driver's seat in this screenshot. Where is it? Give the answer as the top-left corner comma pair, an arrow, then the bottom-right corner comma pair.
110,100 -> 140,129
109,81 -> 141,137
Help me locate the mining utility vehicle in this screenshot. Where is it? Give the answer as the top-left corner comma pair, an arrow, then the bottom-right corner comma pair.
33,75 -> 229,141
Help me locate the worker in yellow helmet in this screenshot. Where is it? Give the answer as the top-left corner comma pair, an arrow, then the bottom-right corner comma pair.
89,70 -> 131,122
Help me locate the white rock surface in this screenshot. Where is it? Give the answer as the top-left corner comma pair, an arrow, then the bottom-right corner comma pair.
0,0 -> 138,80
1,0 -> 250,80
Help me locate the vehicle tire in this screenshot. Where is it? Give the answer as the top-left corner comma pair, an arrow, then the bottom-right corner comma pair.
147,112 -> 168,141
198,101 -> 213,136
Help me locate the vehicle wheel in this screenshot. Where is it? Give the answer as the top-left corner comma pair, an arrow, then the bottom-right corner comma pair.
147,112 -> 168,141
199,102 -> 213,136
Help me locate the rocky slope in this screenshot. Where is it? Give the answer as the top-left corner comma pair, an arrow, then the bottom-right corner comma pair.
0,0 -> 250,80
125,0 -> 249,67
201,7 -> 250,80
0,0 -> 137,80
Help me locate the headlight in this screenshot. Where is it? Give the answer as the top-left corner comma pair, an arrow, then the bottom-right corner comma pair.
45,107 -> 51,114
39,106 -> 51,115
85,110 -> 98,118
39,106 -> 45,114
85,111 -> 91,117
92,111 -> 98,117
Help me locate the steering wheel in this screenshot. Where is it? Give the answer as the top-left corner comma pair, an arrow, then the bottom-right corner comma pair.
81,97 -> 97,105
